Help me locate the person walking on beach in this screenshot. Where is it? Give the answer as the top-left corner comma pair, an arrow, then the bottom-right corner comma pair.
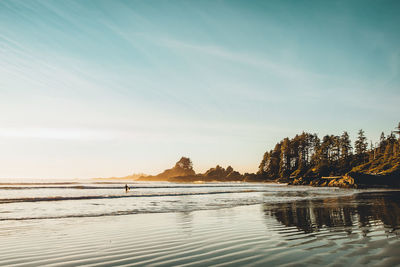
125,184 -> 129,192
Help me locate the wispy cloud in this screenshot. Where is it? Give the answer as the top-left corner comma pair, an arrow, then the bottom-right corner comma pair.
154,36 -> 324,83
0,128 -> 118,141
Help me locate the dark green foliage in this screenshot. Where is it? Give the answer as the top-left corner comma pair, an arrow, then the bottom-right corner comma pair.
339,131 -> 352,172
203,165 -> 243,181
258,143 -> 281,179
258,122 -> 400,180
175,157 -> 194,170
354,129 -> 368,164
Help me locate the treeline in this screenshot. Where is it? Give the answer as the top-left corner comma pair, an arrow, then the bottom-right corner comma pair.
258,123 -> 400,179
138,157 -> 245,182
137,123 -> 400,185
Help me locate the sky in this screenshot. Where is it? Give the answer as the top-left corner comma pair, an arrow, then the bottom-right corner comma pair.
0,0 -> 399,178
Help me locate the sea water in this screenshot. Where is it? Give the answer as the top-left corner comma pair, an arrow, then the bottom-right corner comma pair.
0,179 -> 399,266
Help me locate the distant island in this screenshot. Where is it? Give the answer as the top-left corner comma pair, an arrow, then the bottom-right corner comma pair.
136,157 -> 247,183
126,122 -> 400,188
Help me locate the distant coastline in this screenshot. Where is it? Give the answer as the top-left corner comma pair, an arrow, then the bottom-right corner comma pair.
102,123 -> 400,189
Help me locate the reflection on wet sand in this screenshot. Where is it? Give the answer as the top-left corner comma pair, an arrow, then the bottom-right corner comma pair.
264,191 -> 400,235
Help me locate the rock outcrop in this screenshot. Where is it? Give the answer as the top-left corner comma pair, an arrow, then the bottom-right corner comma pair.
289,170 -> 400,188
138,157 -> 195,181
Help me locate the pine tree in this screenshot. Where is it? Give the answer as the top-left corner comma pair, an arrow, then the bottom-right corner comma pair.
369,141 -> 375,161
296,132 -> 310,174
309,134 -> 320,167
355,129 -> 368,163
380,132 -> 386,145
268,144 -> 281,178
175,157 -> 193,170
338,131 -> 352,172
279,138 -> 291,178
315,135 -> 332,176
340,131 -> 352,159
258,151 -> 269,175
378,132 -> 386,155
258,123 -> 399,182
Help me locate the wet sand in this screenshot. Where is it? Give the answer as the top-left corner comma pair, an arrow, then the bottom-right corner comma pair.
1,192 -> 399,266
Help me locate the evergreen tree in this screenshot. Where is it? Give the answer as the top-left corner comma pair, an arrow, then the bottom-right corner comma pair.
380,132 -> 386,145
378,132 -> 386,155
339,131 -> 352,171
258,122 -> 399,182
296,132 -> 310,174
268,144 -> 281,177
340,131 -> 352,159
354,129 -> 368,163
279,138 -> 291,177
332,135 -> 341,162
258,151 -> 269,175
315,135 -> 331,176
175,157 -> 193,170
309,134 -> 321,167
369,141 -> 375,161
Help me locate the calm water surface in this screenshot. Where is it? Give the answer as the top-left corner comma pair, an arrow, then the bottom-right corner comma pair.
0,179 -> 399,266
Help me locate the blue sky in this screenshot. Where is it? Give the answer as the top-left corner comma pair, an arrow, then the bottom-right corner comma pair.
0,0 -> 399,178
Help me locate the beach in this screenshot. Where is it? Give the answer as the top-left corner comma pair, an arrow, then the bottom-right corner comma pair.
2,1 -> 400,266
0,181 -> 399,266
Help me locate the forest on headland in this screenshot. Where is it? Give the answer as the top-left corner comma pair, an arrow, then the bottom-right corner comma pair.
136,122 -> 400,188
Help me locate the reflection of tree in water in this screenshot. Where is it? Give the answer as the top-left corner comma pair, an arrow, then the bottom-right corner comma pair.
263,191 -> 400,234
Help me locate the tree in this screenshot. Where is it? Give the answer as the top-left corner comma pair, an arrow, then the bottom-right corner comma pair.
258,151 -> 269,175
269,145 -> 281,178
204,165 -> 226,177
378,132 -> 386,155
332,135 -> 341,162
340,131 -> 352,159
354,129 -> 368,163
369,141 -> 375,161
380,132 -> 386,145
339,131 -> 352,171
226,165 -> 234,174
257,123 -> 400,184
279,138 -> 291,177
175,157 -> 193,170
296,132 -> 309,175
313,135 -> 332,176
309,134 -> 320,167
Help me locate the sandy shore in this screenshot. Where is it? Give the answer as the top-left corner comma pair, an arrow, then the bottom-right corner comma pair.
0,201 -> 399,266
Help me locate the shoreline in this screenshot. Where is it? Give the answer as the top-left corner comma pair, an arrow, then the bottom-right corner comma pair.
97,175 -> 400,189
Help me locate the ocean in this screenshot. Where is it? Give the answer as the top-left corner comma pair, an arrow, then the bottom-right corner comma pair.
0,180 -> 399,266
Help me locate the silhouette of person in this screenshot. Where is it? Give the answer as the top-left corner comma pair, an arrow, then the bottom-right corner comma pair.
125,184 -> 129,192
